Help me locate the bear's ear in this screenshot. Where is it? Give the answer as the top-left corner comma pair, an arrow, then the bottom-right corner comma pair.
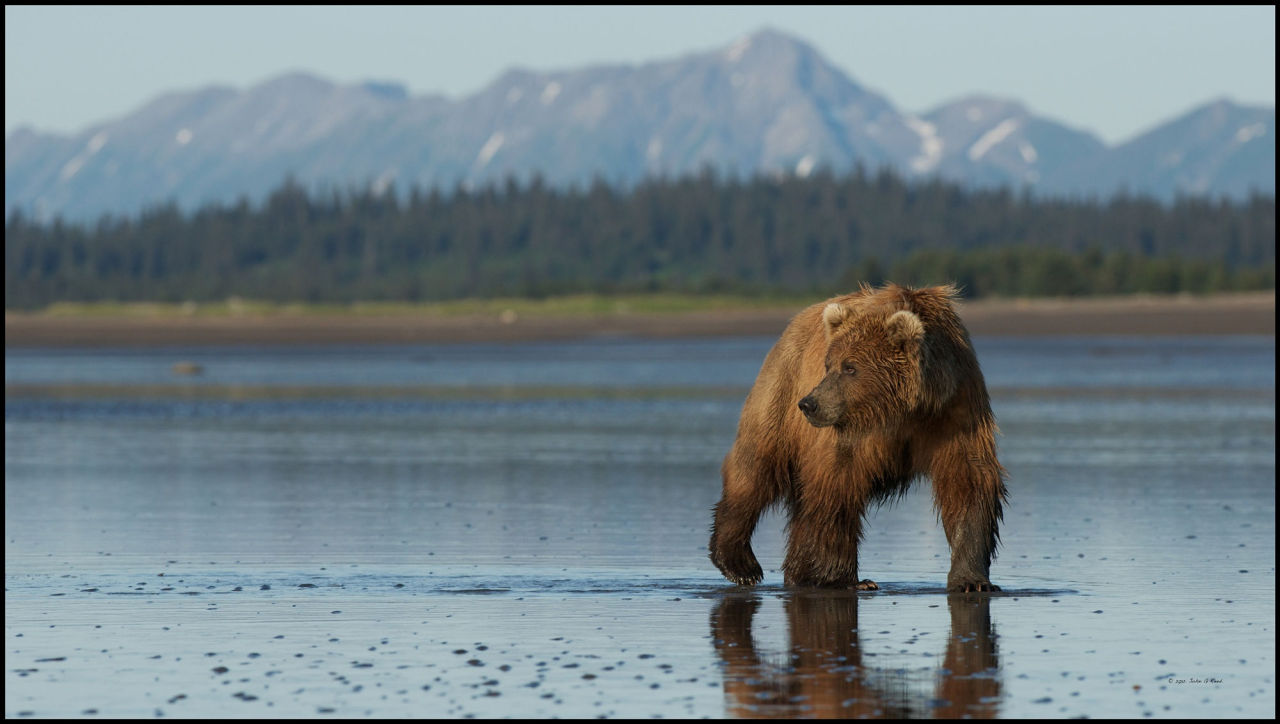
823,303 -> 854,340
885,310 -> 925,351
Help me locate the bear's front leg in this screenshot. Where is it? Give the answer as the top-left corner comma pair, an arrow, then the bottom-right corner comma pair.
710,496 -> 765,586
711,441 -> 787,586
781,502 -> 874,589
932,436 -> 1008,593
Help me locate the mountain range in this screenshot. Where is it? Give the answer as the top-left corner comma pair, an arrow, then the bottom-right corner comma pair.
5,28 -> 1275,223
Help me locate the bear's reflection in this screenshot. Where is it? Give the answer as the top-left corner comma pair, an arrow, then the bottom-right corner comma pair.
710,592 -> 1000,718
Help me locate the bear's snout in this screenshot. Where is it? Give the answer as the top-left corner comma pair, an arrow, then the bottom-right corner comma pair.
798,388 -> 841,427
797,395 -> 818,417
798,394 -> 837,427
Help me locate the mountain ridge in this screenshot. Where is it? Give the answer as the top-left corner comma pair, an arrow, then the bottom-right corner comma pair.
5,28 -> 1274,222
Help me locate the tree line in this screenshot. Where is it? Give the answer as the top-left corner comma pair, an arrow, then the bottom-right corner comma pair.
5,167 -> 1274,309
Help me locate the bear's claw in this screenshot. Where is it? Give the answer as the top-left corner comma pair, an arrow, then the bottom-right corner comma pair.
721,561 -> 763,586
710,548 -> 763,586
949,581 -> 1001,593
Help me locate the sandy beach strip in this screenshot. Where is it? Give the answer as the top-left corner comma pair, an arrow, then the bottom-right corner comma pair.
4,292 -> 1274,347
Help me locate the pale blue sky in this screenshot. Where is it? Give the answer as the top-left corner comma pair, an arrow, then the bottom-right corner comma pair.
5,5 -> 1275,145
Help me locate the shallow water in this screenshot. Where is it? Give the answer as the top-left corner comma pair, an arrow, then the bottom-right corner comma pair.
5,336 -> 1275,718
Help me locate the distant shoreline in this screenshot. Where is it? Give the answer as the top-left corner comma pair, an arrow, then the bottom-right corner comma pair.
4,292 -> 1274,347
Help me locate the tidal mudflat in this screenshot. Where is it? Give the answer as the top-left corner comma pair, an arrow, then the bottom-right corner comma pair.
6,336 -> 1274,718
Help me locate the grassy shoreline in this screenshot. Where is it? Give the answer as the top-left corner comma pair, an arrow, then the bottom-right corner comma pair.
5,290 -> 1274,346
27,292 -> 819,318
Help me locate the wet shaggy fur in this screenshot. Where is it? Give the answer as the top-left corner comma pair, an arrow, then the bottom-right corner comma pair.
709,283 -> 1008,592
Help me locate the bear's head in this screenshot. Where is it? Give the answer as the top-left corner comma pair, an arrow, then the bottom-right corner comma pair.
797,302 -> 926,430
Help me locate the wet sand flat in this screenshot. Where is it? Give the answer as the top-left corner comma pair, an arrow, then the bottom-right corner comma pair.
6,334 -> 1275,718
0,565 -> 1117,719
4,292 -> 1274,347
6,488 -> 1272,719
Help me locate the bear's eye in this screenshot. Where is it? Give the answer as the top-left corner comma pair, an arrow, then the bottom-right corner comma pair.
841,361 -> 857,375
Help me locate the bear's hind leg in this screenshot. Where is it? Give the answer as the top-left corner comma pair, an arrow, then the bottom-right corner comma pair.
932,434 -> 1008,593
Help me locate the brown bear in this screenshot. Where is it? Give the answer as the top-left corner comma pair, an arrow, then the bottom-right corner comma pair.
709,282 -> 1008,592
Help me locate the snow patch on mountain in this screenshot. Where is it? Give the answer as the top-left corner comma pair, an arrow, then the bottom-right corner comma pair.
476,132 -> 505,168
904,116 -> 943,173
968,118 -> 1020,161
